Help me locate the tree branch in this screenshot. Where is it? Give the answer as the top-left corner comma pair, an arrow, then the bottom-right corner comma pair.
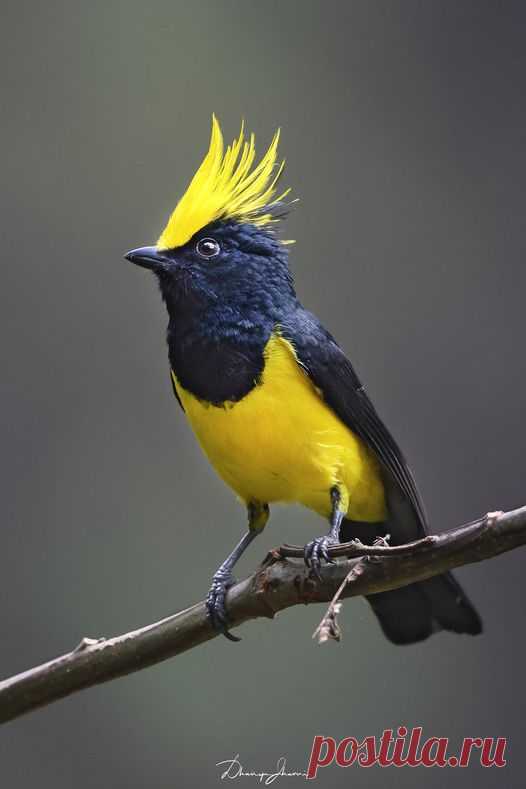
0,505 -> 525,725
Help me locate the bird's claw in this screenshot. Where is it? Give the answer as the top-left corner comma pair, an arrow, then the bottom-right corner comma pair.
304,535 -> 338,578
206,569 -> 241,642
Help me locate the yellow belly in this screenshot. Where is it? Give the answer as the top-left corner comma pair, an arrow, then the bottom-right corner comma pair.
173,334 -> 386,521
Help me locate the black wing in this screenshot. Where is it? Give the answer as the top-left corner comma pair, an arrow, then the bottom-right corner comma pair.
282,307 -> 482,642
281,307 -> 428,534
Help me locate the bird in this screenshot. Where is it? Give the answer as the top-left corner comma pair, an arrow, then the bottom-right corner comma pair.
125,116 -> 482,644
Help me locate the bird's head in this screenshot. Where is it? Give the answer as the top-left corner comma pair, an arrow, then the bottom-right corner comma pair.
125,116 -> 296,318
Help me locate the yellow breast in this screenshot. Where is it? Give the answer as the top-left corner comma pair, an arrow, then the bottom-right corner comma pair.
173,334 -> 386,521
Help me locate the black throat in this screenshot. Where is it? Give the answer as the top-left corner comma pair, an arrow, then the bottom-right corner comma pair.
167,311 -> 272,405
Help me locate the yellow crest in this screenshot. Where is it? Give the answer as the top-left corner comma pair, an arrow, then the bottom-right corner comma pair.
156,116 -> 291,250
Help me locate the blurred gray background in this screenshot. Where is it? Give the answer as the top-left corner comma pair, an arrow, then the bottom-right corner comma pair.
1,1 -> 525,786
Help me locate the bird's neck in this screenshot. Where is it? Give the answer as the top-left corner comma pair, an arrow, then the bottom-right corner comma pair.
161,267 -> 298,404
166,303 -> 273,405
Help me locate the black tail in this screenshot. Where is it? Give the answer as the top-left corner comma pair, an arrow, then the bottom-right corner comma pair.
340,482 -> 482,645
366,572 -> 482,645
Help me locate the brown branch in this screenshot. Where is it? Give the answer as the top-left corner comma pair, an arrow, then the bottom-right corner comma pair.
0,505 -> 525,725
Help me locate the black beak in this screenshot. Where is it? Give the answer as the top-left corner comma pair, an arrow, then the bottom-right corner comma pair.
124,246 -> 168,271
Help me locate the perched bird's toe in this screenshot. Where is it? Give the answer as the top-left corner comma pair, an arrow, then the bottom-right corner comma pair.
303,535 -> 338,577
206,569 -> 241,642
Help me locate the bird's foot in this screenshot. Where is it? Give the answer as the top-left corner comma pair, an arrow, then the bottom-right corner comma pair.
206,568 -> 241,643
304,534 -> 339,578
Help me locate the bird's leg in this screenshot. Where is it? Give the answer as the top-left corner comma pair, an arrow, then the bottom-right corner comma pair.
206,502 -> 269,642
304,486 -> 346,577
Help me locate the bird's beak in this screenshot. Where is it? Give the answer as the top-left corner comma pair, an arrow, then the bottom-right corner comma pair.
124,246 -> 168,271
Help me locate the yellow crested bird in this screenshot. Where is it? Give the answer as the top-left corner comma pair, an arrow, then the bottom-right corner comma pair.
125,117 -> 482,643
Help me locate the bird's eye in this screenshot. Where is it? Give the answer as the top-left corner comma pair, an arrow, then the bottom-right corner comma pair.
196,237 -> 220,259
